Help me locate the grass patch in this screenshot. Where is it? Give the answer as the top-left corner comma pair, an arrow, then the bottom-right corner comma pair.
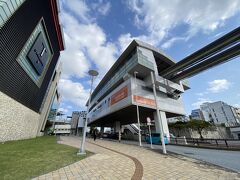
0,136 -> 90,180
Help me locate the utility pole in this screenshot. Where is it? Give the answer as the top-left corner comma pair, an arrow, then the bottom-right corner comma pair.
151,72 -> 167,154
134,71 -> 142,147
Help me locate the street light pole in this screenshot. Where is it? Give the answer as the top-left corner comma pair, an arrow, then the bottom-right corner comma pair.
134,71 -> 142,147
52,110 -> 57,136
150,71 -> 167,154
78,70 -> 98,155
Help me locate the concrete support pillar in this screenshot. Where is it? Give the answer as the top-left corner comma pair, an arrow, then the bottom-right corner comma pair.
115,121 -> 121,142
154,111 -> 170,140
115,121 -> 121,132
100,126 -> 104,138
118,131 -> 121,142
100,126 -> 104,133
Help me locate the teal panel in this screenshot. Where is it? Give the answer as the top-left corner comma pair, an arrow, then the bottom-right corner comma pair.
4,0 -> 15,13
0,3 -> 11,18
10,0 -> 18,10
0,0 -> 25,28
0,15 -> 4,25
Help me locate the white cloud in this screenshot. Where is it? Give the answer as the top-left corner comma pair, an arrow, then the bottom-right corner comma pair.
195,92 -> 209,96
118,33 -> 133,52
58,0 -> 119,111
207,79 -> 231,93
234,104 -> 240,108
59,79 -> 89,109
60,10 -> 118,79
60,33 -> 90,79
161,36 -> 189,49
126,0 -> 240,47
58,107 -> 69,114
192,98 -> 212,109
118,33 -> 159,53
61,0 -> 92,23
195,79 -> 231,98
91,1 -> 111,16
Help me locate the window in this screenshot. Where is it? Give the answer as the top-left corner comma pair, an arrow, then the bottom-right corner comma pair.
16,18 -> 53,87
91,49 -> 138,102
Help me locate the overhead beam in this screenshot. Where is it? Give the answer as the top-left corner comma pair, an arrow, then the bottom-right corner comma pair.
170,43 -> 240,82
160,27 -> 240,78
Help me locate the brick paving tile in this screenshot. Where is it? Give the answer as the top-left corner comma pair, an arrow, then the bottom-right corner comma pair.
34,136 -> 240,180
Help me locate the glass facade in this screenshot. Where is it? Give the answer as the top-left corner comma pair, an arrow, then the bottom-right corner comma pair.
137,52 -> 154,70
0,0 -> 26,28
91,49 -> 154,106
48,93 -> 59,121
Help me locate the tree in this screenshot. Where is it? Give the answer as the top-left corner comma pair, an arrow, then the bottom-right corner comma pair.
168,121 -> 187,137
187,119 -> 213,139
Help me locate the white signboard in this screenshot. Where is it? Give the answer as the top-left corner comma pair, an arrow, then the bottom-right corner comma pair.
78,117 -> 86,127
147,117 -> 151,126
79,111 -> 87,118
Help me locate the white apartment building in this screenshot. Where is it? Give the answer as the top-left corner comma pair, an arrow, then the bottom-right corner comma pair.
200,101 -> 240,126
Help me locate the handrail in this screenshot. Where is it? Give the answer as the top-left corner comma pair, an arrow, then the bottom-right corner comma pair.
169,137 -> 240,149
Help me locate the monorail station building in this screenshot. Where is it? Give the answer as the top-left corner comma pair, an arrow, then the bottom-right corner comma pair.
88,40 -> 189,139
0,0 -> 64,142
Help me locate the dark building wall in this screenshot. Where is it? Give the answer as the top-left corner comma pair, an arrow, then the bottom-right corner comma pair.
0,0 -> 61,112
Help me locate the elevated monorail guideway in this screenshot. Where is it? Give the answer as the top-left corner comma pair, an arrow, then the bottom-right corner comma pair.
170,43 -> 240,82
160,26 -> 240,81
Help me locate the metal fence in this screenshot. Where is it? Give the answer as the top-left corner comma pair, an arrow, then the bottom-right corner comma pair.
169,137 -> 240,149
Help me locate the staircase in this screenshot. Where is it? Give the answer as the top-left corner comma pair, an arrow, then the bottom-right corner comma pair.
124,124 -> 140,135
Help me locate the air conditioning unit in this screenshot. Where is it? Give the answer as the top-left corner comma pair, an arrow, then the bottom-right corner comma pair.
166,89 -> 182,99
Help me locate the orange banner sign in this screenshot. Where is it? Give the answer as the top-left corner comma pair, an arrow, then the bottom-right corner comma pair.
133,95 -> 156,107
111,86 -> 128,105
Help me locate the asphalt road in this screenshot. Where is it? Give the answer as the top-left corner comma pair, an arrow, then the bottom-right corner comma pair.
157,144 -> 240,172
114,139 -> 240,172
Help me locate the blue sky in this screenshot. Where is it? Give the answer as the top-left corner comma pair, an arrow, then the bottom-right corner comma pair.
58,0 -> 240,117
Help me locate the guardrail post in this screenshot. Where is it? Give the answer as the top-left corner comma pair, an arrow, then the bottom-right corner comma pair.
225,140 -> 228,148
184,136 -> 188,145
215,139 -> 218,146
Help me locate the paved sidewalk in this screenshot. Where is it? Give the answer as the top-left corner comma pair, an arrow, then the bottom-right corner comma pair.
109,139 -> 240,172
34,136 -> 240,180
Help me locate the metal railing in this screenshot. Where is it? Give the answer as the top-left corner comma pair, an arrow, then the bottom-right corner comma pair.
170,137 -> 240,149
